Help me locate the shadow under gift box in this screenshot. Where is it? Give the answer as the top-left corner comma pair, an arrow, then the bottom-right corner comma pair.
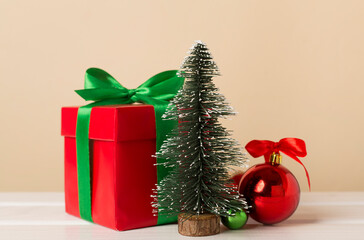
61,104 -> 160,231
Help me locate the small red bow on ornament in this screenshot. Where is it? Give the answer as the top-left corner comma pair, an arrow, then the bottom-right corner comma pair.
245,138 -> 310,190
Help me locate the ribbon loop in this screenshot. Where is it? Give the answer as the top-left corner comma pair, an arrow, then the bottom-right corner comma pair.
245,138 -> 311,190
84,68 -> 123,88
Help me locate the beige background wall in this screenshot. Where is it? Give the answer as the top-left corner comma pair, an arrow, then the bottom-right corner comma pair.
1,0 -> 363,192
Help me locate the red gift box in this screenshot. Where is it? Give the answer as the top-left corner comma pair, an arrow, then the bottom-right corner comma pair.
61,104 -> 160,231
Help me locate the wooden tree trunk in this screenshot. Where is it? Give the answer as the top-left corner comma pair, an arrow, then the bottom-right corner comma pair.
178,213 -> 220,236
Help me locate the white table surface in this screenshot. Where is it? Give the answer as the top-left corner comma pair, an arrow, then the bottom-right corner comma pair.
0,192 -> 363,240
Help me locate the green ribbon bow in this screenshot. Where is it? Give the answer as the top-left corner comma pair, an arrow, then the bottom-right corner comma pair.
75,68 -> 184,224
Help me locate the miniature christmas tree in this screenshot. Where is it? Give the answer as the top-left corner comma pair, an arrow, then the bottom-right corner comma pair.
153,41 -> 248,236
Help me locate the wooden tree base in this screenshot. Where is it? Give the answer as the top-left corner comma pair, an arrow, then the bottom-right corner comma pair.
178,213 -> 220,236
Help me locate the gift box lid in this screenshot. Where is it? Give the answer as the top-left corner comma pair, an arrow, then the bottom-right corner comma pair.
61,104 -> 156,142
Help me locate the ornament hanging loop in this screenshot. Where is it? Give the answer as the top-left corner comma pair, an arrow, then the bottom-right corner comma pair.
269,152 -> 282,166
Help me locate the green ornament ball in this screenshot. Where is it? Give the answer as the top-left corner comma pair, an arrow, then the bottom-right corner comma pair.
221,210 -> 248,230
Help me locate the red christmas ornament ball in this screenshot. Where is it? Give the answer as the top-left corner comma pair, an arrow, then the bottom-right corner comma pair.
231,171 -> 245,187
238,163 -> 300,225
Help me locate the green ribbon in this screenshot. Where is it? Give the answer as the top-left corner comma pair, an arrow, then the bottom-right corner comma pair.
75,68 -> 184,224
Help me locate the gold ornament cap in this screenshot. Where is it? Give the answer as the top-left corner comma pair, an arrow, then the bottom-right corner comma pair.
269,152 -> 282,165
